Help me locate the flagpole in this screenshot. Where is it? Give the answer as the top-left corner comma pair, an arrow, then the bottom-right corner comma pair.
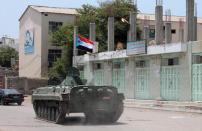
73,26 -> 78,67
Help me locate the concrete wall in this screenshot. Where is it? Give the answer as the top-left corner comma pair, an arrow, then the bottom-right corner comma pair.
19,8 -> 42,78
6,77 -> 48,94
0,76 -> 5,89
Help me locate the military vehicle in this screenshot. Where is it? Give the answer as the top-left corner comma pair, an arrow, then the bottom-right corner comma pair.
32,67 -> 124,124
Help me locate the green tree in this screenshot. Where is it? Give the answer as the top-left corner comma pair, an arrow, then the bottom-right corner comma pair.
0,46 -> 18,68
49,0 -> 139,84
48,25 -> 74,85
76,0 -> 138,51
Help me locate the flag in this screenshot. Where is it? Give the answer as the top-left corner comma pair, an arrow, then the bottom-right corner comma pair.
76,35 -> 94,52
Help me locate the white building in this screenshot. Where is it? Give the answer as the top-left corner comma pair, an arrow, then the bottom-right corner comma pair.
19,5 -> 77,78
0,36 -> 19,51
75,41 -> 202,102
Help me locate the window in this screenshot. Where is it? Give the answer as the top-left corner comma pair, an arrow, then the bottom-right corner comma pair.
161,58 -> 179,66
193,54 -> 202,64
149,29 -> 155,38
113,62 -> 121,69
48,49 -> 62,68
171,29 -> 176,34
136,60 -> 149,68
49,21 -> 63,33
77,66 -> 84,71
94,63 -> 102,70
149,25 -> 155,38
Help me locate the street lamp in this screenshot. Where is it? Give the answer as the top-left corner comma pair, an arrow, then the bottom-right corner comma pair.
121,18 -> 129,24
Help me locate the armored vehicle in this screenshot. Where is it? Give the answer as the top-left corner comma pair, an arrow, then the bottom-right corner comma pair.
32,67 -> 124,124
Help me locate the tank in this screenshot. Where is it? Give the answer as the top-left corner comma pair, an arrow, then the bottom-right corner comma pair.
32,67 -> 124,124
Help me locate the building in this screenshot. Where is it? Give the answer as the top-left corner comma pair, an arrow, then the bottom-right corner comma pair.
19,5 -> 77,78
18,5 -> 202,79
74,14 -> 202,102
137,13 -> 202,43
0,36 -> 19,51
75,41 -> 202,102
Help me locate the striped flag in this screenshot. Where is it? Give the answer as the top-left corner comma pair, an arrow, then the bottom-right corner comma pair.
76,35 -> 94,52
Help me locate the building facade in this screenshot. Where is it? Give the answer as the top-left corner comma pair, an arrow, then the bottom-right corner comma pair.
19,5 -> 77,78
75,41 -> 202,102
18,5 -> 202,79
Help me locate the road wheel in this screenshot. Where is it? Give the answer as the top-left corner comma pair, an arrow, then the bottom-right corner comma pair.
55,102 -> 67,124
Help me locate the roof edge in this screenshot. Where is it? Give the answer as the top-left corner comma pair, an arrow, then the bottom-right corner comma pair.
19,5 -> 78,21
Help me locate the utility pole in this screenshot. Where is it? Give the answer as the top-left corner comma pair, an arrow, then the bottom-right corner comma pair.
128,11 -> 137,42
155,0 -> 164,45
108,17 -> 115,51
165,9 -> 172,44
73,26 -> 78,67
186,0 -> 195,42
89,23 -> 96,42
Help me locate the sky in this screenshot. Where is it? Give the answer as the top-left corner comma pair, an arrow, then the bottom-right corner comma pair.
0,0 -> 201,39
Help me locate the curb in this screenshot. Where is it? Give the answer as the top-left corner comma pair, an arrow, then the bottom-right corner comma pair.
124,100 -> 202,114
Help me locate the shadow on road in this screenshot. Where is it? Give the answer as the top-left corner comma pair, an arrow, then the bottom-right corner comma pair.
62,116 -> 126,126
0,103 -> 24,107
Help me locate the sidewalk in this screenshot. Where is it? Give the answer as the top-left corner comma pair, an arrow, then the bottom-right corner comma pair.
124,99 -> 202,113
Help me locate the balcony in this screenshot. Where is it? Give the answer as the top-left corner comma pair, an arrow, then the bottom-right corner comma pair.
147,42 -> 187,55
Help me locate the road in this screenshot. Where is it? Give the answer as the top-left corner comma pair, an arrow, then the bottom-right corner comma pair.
0,97 -> 202,131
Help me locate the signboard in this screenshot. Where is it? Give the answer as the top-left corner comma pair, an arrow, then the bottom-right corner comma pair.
24,29 -> 34,54
126,41 -> 147,56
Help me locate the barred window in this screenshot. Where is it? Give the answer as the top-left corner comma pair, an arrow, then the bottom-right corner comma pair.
193,54 -> 202,64
94,63 -> 103,70
161,58 -> 179,66
49,21 -> 63,33
136,60 -> 149,68
48,49 -> 62,68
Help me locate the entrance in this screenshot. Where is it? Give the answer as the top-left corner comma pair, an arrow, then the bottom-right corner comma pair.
135,60 -> 150,99
93,63 -> 104,86
112,60 -> 125,93
192,54 -> 202,101
160,58 -> 180,101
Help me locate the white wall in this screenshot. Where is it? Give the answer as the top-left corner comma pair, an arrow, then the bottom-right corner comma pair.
19,8 -> 42,78
19,8 -> 76,78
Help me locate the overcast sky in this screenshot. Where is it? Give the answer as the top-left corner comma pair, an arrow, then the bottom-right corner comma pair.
0,0 -> 201,38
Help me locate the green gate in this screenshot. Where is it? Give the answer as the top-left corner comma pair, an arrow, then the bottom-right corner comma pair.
192,54 -> 202,101
80,71 -> 84,80
112,60 -> 125,93
160,66 -> 180,101
94,69 -> 104,86
135,60 -> 150,99
93,63 -> 104,86
160,57 -> 180,101
78,66 -> 85,80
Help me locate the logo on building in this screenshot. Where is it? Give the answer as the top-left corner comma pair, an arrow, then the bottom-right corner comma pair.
126,41 -> 147,55
24,29 -> 34,54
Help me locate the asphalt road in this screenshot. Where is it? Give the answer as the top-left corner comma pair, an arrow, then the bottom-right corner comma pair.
0,97 -> 202,131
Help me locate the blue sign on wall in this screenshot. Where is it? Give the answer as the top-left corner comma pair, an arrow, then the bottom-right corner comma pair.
127,41 -> 147,56
24,30 -> 34,54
